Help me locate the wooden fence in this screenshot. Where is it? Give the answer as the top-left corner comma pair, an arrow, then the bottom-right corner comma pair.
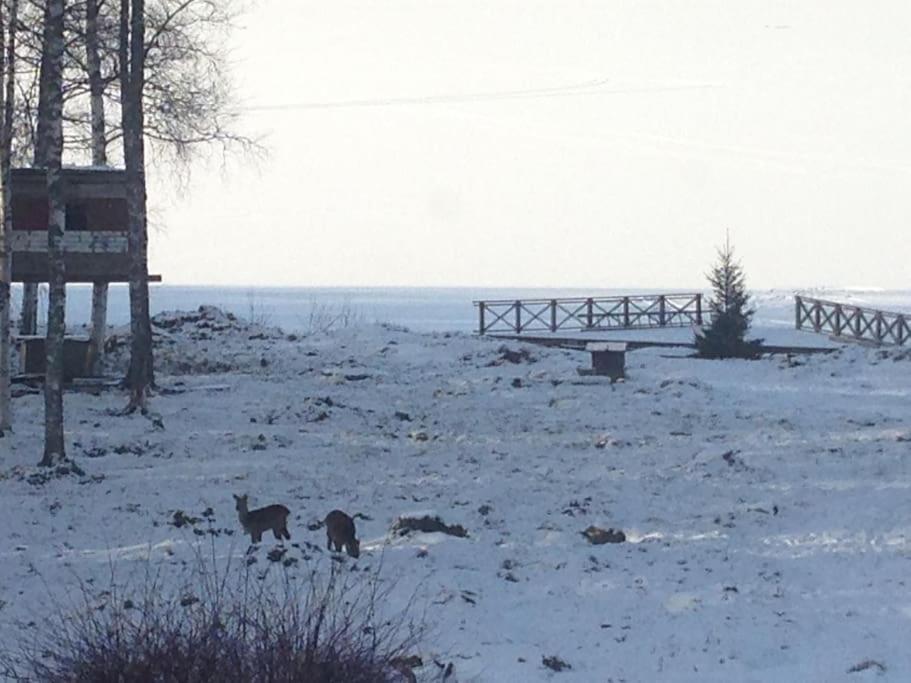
475,293 -> 703,335
795,295 -> 910,346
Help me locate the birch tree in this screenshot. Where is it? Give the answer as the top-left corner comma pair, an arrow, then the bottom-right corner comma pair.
18,0 -> 56,338
0,0 -> 19,435
39,0 -> 66,467
85,0 -> 108,373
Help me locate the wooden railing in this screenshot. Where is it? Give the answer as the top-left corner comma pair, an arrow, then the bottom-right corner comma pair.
475,293 -> 703,335
795,295 -> 909,346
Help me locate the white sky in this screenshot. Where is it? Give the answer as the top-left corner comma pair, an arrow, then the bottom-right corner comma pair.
148,1 -> 911,289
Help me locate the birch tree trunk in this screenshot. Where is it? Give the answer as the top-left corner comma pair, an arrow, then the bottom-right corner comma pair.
19,0 -> 56,340
121,0 -> 153,412
85,0 -> 108,375
0,22 -> 7,434
0,0 -> 17,434
39,0 -> 66,467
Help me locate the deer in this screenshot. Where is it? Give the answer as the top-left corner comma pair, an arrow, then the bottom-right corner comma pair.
324,509 -> 360,558
233,494 -> 291,543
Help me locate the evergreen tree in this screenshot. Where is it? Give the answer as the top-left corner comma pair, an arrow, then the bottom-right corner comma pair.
696,235 -> 763,359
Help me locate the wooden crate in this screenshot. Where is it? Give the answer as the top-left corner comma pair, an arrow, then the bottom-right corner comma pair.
17,336 -> 94,380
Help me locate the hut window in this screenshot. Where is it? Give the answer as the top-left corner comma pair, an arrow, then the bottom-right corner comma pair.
66,202 -> 88,231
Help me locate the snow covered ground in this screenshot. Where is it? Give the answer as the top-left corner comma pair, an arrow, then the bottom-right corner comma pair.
2,292 -> 911,681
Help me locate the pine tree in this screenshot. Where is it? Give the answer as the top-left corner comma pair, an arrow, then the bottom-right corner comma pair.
695,235 -> 762,359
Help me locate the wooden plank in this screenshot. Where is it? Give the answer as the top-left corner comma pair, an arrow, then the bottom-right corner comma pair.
585,342 -> 627,352
9,230 -> 127,253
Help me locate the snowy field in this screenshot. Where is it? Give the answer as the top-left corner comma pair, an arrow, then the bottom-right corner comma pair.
2,290 -> 911,681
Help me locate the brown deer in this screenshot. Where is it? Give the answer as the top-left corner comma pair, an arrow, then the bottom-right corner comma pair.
324,509 -> 360,558
233,494 -> 291,543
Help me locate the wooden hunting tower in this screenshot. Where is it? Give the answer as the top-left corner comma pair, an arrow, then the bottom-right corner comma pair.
7,166 -> 158,381
8,167 -> 139,283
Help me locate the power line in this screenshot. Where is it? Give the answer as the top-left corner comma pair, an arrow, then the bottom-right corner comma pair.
235,78 -> 717,113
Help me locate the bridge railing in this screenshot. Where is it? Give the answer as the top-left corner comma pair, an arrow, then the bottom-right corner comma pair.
474,293 -> 703,335
795,295 -> 909,346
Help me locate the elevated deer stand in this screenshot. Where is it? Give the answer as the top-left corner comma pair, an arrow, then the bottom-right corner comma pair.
9,167 -> 160,380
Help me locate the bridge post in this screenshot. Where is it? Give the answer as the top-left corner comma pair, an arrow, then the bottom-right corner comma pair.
794,295 -> 801,330
658,296 -> 666,326
478,302 -> 485,334
586,298 -> 593,328
515,301 -> 522,333
695,294 -> 703,326
623,297 -> 631,327
550,299 -> 557,332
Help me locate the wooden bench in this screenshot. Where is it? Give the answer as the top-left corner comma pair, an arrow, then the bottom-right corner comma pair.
578,342 -> 627,381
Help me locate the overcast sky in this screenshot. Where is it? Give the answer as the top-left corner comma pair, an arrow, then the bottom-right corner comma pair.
147,1 -> 911,289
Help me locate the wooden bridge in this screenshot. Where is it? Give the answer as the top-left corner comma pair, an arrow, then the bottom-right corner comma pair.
474,293 -> 704,335
795,295 -> 909,346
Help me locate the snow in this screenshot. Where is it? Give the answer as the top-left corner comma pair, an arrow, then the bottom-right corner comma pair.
2,292 -> 911,681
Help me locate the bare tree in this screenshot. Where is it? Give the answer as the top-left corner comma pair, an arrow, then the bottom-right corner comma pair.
0,0 -> 19,435
39,0 -> 66,467
18,0 -> 56,337
120,0 -> 151,412
85,0 -> 108,373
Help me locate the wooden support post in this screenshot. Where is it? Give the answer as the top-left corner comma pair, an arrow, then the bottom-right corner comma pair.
794,295 -> 801,329
585,298 -> 593,329
834,305 -> 842,336
875,313 -> 883,343
695,294 -> 702,326
478,301 -> 485,334
658,295 -> 666,326
0,217 -> 8,433
514,300 -> 521,333
550,299 -> 557,332
87,281 -> 107,374
623,297 -> 631,327
19,281 -> 37,334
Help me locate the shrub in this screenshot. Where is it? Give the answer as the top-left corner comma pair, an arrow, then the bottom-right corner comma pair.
2,553 -> 423,682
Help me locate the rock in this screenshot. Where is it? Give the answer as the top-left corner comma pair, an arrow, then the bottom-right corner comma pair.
486,345 -> 535,366
582,526 -> 626,545
392,515 -> 468,538
542,655 -> 572,672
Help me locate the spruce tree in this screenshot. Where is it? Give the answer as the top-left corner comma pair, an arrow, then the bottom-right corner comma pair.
696,235 -> 763,359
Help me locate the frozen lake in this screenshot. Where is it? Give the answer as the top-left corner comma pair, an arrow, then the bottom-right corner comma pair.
8,284 -> 911,342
